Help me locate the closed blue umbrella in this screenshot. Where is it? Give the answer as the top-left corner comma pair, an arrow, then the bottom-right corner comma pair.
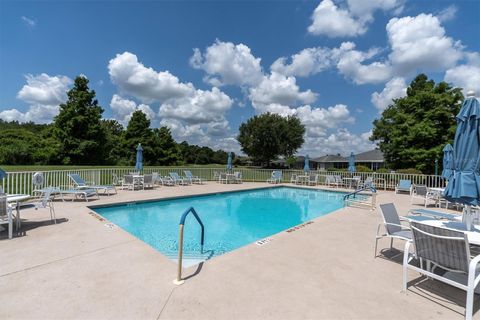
348,152 -> 356,173
304,155 -> 310,172
227,152 -> 233,171
135,143 -> 143,171
441,144 -> 454,180
444,93 -> 480,230
0,168 -> 6,180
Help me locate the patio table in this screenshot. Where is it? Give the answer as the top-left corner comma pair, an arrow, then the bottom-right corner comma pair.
7,194 -> 31,229
296,175 -> 309,185
405,218 -> 480,246
342,177 -> 359,189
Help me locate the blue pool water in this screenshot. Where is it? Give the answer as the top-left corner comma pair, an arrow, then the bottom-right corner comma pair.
92,187 -> 347,262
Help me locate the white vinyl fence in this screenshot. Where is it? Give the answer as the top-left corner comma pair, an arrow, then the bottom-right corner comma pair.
1,167 -> 447,196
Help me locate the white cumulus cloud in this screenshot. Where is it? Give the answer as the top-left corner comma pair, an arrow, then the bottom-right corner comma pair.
445,64 -> 480,95
308,0 -> 366,37
249,72 -> 317,109
308,0 -> 404,38
270,47 -> 334,77
190,40 -> 264,87
371,77 -> 407,112
387,13 -> 463,75
0,73 -> 72,123
108,52 -> 194,103
110,94 -> 156,125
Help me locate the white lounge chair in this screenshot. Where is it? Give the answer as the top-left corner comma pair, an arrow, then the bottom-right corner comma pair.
184,170 -> 203,184
403,222 -> 480,320
170,172 -> 189,185
395,179 -> 412,194
68,173 -> 117,195
375,203 -> 412,258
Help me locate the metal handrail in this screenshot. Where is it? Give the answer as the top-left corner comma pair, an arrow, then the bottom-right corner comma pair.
173,206 -> 205,285
343,185 -> 377,200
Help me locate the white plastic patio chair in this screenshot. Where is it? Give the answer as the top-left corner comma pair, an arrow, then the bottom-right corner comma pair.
267,171 -> 282,184
233,172 -> 243,184
142,174 -> 154,189
218,173 -> 228,184
404,222 -> 480,320
375,203 -> 412,258
122,175 -> 139,190
308,174 -> 318,186
290,173 -> 298,184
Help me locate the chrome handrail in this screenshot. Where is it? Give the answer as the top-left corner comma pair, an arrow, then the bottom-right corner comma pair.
173,206 -> 205,285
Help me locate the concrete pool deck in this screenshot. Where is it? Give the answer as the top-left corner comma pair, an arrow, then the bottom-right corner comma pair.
0,182 -> 477,319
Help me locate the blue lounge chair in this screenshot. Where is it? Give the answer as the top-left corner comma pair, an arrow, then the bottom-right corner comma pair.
68,173 -> 117,195
395,179 -> 412,194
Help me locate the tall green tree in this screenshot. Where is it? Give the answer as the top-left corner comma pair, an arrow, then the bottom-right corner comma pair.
371,74 -> 463,173
53,76 -> 106,164
123,110 -> 156,165
237,113 -> 305,166
152,127 -> 181,165
102,119 -> 125,165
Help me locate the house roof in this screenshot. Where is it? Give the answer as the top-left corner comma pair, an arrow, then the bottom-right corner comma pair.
312,155 -> 347,163
355,149 -> 384,162
312,149 -> 384,163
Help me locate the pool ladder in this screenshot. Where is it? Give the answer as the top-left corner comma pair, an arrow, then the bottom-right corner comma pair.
173,207 -> 205,285
343,185 -> 377,210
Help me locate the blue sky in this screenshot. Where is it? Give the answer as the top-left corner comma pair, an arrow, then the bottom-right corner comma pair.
1,0 -> 479,156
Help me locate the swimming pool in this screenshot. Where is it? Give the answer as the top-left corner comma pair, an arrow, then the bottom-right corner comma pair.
92,186 -> 347,264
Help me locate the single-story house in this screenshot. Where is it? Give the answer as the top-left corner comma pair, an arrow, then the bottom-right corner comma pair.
313,149 -> 385,171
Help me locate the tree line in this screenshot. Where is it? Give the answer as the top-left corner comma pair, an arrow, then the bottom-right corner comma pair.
0,73 -> 466,174
0,77 -> 233,166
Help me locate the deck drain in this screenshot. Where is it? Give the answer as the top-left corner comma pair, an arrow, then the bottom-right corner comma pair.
104,223 -> 117,229
255,237 -> 272,246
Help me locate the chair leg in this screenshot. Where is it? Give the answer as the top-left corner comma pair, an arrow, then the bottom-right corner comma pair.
374,237 -> 379,258
402,251 -> 408,293
466,286 -> 474,320
390,238 -> 394,249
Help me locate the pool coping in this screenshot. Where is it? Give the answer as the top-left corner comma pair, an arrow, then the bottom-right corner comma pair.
86,184 -> 352,266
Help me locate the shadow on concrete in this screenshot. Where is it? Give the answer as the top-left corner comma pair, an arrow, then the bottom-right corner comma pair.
0,218 -> 68,240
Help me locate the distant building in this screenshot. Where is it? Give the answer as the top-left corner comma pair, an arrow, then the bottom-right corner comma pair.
313,149 -> 385,171
272,149 -> 385,171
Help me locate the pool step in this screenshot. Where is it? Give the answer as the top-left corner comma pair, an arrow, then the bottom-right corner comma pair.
166,252 -> 213,268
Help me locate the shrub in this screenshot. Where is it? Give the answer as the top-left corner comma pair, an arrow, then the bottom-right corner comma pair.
396,168 -> 423,174
355,165 -> 372,172
376,168 -> 390,173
